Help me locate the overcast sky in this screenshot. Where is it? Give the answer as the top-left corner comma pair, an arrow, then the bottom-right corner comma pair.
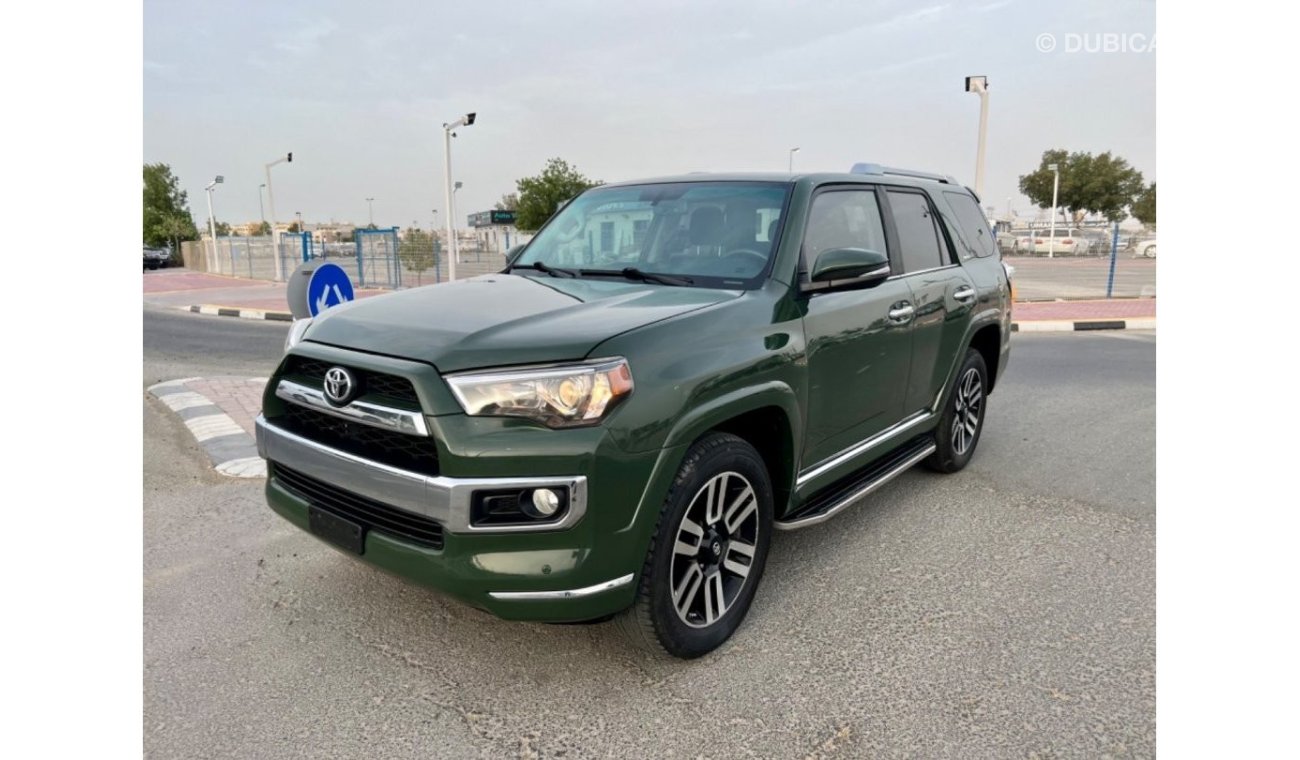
144,0 -> 1154,230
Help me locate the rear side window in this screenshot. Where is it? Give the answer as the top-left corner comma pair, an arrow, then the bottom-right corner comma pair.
886,190 -> 946,273
944,191 -> 997,258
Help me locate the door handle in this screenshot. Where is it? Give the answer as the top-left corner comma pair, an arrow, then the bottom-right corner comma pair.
888,303 -> 915,323
953,286 -> 976,303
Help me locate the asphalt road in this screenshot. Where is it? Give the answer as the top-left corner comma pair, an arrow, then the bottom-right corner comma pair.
144,309 -> 1155,759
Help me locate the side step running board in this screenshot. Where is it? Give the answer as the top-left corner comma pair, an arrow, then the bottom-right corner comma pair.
775,437 -> 936,531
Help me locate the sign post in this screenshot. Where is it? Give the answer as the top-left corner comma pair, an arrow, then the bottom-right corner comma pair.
1106,221 -> 1120,299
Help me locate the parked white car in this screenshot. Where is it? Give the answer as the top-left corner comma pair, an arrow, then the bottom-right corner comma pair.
1029,228 -> 1088,255
1134,238 -> 1157,258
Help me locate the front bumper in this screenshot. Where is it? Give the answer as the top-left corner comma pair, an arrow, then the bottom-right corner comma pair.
257,414 -> 675,621
256,415 -> 589,534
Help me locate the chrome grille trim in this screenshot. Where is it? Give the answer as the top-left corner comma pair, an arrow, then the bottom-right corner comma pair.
276,378 -> 430,437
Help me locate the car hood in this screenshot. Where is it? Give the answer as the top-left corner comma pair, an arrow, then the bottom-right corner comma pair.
303,273 -> 741,372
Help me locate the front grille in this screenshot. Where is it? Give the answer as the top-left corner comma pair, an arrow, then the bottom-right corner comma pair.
271,404 -> 440,475
284,356 -> 420,406
272,463 -> 444,550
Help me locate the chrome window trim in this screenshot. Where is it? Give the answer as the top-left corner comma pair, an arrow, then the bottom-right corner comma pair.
488,573 -> 635,601
256,416 -> 587,534
886,263 -> 961,281
795,411 -> 932,487
275,378 -> 430,437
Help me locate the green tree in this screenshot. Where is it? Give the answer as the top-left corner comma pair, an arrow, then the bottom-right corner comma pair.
143,163 -> 198,248
1018,149 -> 1145,222
399,228 -> 438,285
213,221 -> 232,237
495,192 -> 519,211
287,222 -> 301,233
1132,182 -> 1156,226
515,158 -> 601,231
250,220 -> 272,236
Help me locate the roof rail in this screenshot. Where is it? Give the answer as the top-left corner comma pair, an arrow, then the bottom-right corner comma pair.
848,163 -> 959,185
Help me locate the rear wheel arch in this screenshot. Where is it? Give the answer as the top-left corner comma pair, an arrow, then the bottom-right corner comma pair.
968,323 -> 1002,394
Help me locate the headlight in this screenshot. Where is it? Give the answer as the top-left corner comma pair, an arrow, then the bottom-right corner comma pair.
284,318 -> 313,353
446,358 -> 633,428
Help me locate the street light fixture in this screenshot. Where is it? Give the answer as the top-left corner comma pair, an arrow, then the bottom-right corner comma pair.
366,197 -> 375,227
265,151 -> 292,279
1047,162 -> 1061,259
204,175 -> 224,272
965,76 -> 989,198
442,112 -> 476,281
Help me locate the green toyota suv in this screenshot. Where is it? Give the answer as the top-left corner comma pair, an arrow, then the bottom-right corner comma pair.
258,165 -> 1011,658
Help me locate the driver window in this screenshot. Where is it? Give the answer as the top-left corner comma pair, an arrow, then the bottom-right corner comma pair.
802,190 -> 887,269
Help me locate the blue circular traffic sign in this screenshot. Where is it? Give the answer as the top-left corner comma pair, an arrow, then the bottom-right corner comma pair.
306,262 -> 355,317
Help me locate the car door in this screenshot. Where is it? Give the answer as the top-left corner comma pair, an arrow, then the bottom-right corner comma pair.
799,186 -> 915,468
881,188 -> 977,414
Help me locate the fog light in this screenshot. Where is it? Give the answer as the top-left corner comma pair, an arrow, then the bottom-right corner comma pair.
530,488 -> 561,517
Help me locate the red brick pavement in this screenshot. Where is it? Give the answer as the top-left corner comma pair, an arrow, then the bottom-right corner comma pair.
1013,299 -> 1155,322
183,377 -> 268,434
143,270 -> 247,293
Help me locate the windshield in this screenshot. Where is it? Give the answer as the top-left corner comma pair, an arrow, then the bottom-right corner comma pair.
514,181 -> 791,288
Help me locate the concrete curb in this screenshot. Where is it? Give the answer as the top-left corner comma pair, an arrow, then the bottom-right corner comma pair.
1012,318 -> 1155,333
147,378 -> 266,478
182,304 -> 293,322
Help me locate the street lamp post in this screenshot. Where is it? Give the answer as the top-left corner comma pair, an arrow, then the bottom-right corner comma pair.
965,76 -> 989,198
204,176 -> 223,273
788,147 -> 800,172
452,183 -> 464,259
442,112 -> 476,282
366,197 -> 375,227
264,152 -> 292,280
258,183 -> 267,234
1047,162 -> 1060,259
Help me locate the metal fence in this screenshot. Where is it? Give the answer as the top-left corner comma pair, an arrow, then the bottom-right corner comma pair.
996,225 -> 1157,301
184,234 -> 513,290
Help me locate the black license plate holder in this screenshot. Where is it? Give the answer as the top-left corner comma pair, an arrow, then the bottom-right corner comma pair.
308,505 -> 366,555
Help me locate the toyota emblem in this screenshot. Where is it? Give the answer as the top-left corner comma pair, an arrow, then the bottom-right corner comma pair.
323,366 -> 356,406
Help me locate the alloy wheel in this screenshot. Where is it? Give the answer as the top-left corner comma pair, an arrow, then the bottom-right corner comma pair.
951,367 -> 983,456
669,471 -> 760,628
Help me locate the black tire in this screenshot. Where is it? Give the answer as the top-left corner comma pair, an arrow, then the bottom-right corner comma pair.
925,348 -> 989,474
616,432 -> 773,658
146,261 -> 160,270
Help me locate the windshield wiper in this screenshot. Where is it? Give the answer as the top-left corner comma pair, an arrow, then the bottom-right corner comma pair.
508,261 -> 578,278
579,267 -> 694,286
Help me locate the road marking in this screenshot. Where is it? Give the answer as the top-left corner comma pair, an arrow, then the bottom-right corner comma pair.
185,413 -> 246,442
156,391 -> 213,412
216,457 -> 267,478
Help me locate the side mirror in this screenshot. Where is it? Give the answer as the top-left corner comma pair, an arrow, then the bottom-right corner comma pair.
805,248 -> 889,290
504,244 -> 526,265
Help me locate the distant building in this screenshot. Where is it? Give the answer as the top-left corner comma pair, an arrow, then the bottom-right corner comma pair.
468,210 -> 525,254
